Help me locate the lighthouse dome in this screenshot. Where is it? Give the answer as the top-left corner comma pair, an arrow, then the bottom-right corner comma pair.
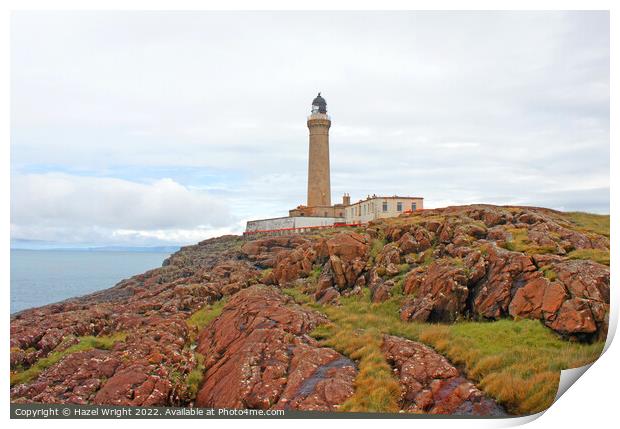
311,92 -> 327,114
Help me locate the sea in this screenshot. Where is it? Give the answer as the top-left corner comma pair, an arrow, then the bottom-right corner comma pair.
10,249 -> 173,314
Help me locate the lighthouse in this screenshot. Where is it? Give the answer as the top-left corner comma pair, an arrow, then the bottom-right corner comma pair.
306,93 -> 332,208
244,92 -> 424,235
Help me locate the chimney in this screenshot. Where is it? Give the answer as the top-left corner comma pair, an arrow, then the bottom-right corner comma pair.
342,193 -> 351,206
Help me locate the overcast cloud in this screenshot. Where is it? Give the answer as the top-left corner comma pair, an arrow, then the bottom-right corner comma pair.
11,11 -> 610,247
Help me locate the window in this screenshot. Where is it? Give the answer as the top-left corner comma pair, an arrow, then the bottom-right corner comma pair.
382,201 -> 388,212
397,202 -> 403,212
411,202 -> 417,211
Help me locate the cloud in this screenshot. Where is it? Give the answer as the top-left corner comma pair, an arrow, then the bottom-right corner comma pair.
10,11 -> 610,245
11,174 -> 236,245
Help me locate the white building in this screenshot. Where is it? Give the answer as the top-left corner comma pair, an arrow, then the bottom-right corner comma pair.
344,195 -> 424,224
243,94 -> 425,235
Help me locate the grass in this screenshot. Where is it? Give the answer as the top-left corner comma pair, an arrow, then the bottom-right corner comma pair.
312,325 -> 401,412
308,265 -> 322,283
183,298 -> 229,402
186,298 -> 228,333
10,332 -> 127,387
417,320 -> 603,415
567,248 -> 610,266
369,238 -> 387,264
540,266 -> 558,281
282,287 -> 604,415
260,268 -> 273,281
186,353 -> 206,400
502,228 -> 557,255
419,247 -> 436,266
563,212 -> 610,238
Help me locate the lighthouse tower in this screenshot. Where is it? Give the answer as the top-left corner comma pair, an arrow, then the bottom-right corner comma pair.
307,93 -> 332,207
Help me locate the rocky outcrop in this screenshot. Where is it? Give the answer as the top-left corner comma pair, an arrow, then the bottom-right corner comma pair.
382,335 -> 505,416
469,244 -> 542,319
525,256 -> 609,339
400,260 -> 469,323
12,315 -> 191,405
241,236 -> 309,269
263,231 -> 369,304
195,285 -> 356,410
387,205 -> 609,340
11,236 -> 259,404
316,233 -> 369,301
9,204 -> 610,409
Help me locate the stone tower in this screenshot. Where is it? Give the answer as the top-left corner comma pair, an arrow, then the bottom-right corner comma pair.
307,93 -> 332,207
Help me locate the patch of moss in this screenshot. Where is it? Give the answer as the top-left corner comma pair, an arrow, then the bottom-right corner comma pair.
10,332 -> 127,386
369,238 -> 387,262
260,268 -> 273,281
187,298 -> 228,338
281,287 -> 311,305
398,263 -> 410,274
186,353 -> 206,400
567,249 -> 610,266
541,266 -> 558,281
308,265 -> 322,283
502,228 -> 556,255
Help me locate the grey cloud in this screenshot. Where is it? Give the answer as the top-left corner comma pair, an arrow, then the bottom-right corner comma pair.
10,11 -> 609,245
11,174 -> 235,244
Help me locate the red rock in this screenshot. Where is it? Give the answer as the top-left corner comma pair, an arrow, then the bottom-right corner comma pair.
553,259 -> 609,303
385,263 -> 400,277
10,206 -> 611,408
548,298 -> 597,335
508,277 -> 547,319
382,335 -> 505,416
326,232 -> 368,262
470,245 -> 540,319
371,280 -> 394,303
195,286 -> 356,410
541,282 -> 567,318
400,260 -> 469,323
400,295 -> 434,322
396,232 -> 418,254
376,243 -> 401,266
317,287 -> 340,305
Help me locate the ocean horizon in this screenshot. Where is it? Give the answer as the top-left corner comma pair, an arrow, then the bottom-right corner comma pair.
10,249 -> 173,314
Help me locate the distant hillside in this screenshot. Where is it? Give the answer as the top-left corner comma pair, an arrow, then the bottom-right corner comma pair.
11,244 -> 180,253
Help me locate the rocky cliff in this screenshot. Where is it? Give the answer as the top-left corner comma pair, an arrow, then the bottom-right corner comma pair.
10,205 -> 610,415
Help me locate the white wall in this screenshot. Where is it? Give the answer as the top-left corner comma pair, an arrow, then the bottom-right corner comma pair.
246,216 -> 294,232
245,216 -> 345,232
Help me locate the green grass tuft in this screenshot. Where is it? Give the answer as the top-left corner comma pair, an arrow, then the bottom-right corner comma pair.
260,268 -> 273,281
187,298 -> 228,333
541,266 -> 558,281
502,228 -> 557,255
10,332 -> 127,387
186,353 -> 206,400
308,265 -> 322,282
567,248 -> 610,266
369,238 -> 387,262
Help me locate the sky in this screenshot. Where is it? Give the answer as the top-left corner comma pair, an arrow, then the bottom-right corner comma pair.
10,11 -> 610,247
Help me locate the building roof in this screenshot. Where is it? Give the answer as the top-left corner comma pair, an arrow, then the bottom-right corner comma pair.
348,195 -> 424,205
